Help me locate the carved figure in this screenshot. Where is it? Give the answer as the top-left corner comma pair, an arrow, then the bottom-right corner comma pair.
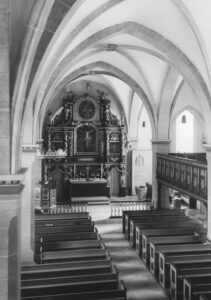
50,107 -> 63,125
104,168 -> 111,187
64,104 -> 71,121
104,105 -> 110,126
117,167 -> 128,187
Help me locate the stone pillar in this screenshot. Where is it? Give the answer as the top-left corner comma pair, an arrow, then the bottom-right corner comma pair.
203,144 -> 211,240
151,140 -> 171,209
0,1 -> 10,174
21,146 -> 37,263
0,175 -> 24,300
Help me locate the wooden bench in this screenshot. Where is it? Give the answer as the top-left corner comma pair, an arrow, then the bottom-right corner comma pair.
22,261 -> 113,280
22,264 -> 118,287
21,274 -> 125,298
35,239 -> 105,262
21,276 -> 119,297
37,239 -> 104,253
148,235 -> 202,274
183,275 -> 211,300
21,260 -> 111,281
35,222 -> 95,235
174,269 -> 211,300
35,218 -> 92,227
40,247 -> 108,264
35,218 -> 92,228
170,266 -> 211,300
129,215 -> 190,246
35,212 -> 90,221
123,209 -> 184,237
169,255 -> 211,300
135,227 -> 196,256
35,230 -> 99,243
21,279 -> 127,300
199,293 -> 211,300
132,220 -> 197,255
158,243 -> 211,289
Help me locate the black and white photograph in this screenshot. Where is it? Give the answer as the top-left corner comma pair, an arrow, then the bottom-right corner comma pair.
0,1 -> 211,299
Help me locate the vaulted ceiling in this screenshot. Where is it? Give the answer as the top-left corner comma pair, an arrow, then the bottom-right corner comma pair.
10,0 -> 211,155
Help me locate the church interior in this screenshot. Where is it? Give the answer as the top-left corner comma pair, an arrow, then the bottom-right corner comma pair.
1,0 -> 211,299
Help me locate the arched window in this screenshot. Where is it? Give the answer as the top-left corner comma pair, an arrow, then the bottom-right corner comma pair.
176,110 -> 193,152
181,115 -> 186,124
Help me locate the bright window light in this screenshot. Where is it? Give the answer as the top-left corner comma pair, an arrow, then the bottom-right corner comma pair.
176,110 -> 193,152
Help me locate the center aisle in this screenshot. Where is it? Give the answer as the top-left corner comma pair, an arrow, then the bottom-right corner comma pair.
95,218 -> 169,300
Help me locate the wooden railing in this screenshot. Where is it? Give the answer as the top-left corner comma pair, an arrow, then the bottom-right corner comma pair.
168,152 -> 206,163
110,201 -> 151,217
46,202 -> 88,214
157,153 -> 207,202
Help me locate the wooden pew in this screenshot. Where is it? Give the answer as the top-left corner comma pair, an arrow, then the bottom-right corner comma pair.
35,212 -> 90,221
35,230 -> 99,243
21,279 -> 127,300
148,235 -> 202,274
35,217 -> 92,228
40,239 -> 104,252
169,255 -> 211,300
158,243 -> 211,289
136,227 -> 196,256
131,220 -> 197,255
199,293 -> 211,300
21,260 -> 111,281
123,209 -> 184,237
22,265 -> 118,287
21,273 -> 124,298
40,246 -> 108,264
129,215 -> 190,246
35,222 -> 95,234
22,260 -> 113,280
183,275 -> 211,300
35,239 -> 105,262
21,276 -> 119,297
170,267 -> 211,300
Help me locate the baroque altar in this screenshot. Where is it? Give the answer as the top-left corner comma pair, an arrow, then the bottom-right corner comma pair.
41,90 -> 128,203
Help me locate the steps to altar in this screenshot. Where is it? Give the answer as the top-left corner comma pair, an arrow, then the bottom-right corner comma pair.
71,196 -> 109,205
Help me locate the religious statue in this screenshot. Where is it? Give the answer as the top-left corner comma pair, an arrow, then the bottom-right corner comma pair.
117,166 -> 128,187
104,105 -> 110,126
104,168 -> 111,187
64,104 -> 71,121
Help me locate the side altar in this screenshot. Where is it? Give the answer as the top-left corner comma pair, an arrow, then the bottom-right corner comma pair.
40,90 -> 128,204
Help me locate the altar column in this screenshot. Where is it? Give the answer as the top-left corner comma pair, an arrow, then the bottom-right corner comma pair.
151,140 -> 171,209
105,130 -> 110,162
203,144 -> 211,241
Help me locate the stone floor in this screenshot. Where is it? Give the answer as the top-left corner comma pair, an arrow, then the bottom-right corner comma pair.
95,218 -> 169,300
88,202 -> 207,299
